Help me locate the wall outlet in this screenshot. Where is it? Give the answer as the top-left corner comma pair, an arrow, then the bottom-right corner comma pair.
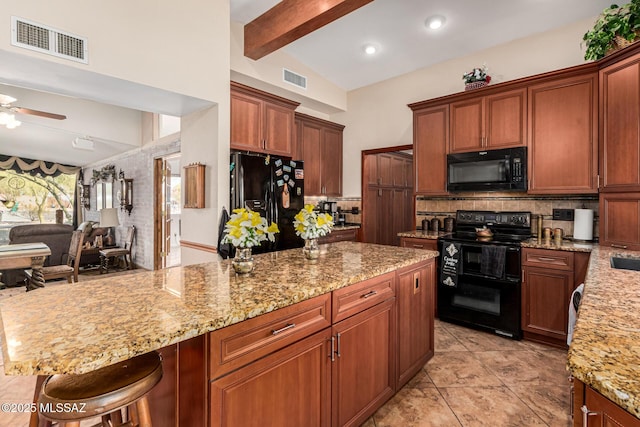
552,208 -> 574,221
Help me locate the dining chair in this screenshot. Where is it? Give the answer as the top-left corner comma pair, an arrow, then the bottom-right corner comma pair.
25,230 -> 84,285
99,225 -> 135,273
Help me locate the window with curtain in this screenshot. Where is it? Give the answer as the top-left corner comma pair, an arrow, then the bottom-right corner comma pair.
0,155 -> 80,244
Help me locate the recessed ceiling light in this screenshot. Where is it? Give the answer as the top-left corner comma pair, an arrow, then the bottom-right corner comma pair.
426,15 -> 446,30
364,45 -> 377,55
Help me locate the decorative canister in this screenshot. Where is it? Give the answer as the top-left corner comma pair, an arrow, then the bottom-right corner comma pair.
430,217 -> 440,233
421,219 -> 430,232
444,216 -> 455,232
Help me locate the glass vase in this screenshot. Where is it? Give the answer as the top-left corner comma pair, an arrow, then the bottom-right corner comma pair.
303,238 -> 319,260
232,247 -> 254,274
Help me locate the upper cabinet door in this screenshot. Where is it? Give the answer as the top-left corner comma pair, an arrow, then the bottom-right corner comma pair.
414,105 -> 449,195
528,74 -> 598,194
299,119 -> 323,196
450,89 -> 526,153
449,98 -> 484,153
600,55 -> 640,191
485,89 -> 527,149
321,127 -> 343,196
230,91 -> 263,152
263,102 -> 295,157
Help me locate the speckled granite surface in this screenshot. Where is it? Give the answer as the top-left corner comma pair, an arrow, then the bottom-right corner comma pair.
567,245 -> 640,419
521,238 -> 594,252
396,230 -> 451,240
0,242 -> 436,376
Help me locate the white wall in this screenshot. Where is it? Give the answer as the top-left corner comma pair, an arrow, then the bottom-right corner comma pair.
332,18 -> 596,197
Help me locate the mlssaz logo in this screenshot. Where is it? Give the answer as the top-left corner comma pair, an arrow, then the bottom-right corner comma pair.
445,243 -> 458,257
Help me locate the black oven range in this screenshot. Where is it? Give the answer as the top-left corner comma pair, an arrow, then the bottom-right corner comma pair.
437,210 -> 532,339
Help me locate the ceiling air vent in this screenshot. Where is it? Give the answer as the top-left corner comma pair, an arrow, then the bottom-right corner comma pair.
283,68 -> 307,90
11,16 -> 88,64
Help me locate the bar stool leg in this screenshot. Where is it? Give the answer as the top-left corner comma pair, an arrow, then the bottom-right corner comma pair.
136,396 -> 153,427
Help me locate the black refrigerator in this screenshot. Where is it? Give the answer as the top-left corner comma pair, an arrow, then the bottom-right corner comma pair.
230,152 -> 305,254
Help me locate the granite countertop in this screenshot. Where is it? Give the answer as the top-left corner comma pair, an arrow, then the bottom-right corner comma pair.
397,230 -> 451,240
0,242 -> 437,376
521,238 -> 594,252
567,246 -> 640,419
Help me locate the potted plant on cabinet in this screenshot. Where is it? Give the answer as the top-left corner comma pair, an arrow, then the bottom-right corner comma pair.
583,1 -> 640,61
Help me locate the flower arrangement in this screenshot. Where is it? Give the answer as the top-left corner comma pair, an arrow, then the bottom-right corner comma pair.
462,64 -> 491,84
294,204 -> 334,240
221,208 -> 279,248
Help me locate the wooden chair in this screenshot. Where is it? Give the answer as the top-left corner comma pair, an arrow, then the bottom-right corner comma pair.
25,230 -> 84,285
99,226 -> 135,273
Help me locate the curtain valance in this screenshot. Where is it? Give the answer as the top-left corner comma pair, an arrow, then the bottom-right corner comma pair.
0,155 -> 80,177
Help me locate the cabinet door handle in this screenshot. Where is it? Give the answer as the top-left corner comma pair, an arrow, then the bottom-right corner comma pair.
330,336 -> 335,362
271,323 -> 296,335
581,405 -> 599,426
611,244 -> 628,249
361,290 -> 377,299
537,257 -> 558,262
378,189 -> 382,197
336,332 -> 341,358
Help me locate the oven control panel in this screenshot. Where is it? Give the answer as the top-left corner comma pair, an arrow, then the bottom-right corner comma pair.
456,210 -> 531,228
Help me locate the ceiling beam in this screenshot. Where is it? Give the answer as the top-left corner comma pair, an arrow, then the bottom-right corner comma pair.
244,0 -> 374,60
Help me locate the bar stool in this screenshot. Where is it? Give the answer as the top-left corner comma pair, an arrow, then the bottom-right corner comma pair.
37,351 -> 162,427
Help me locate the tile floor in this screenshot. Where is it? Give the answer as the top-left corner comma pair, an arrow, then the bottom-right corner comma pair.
0,312 -> 571,426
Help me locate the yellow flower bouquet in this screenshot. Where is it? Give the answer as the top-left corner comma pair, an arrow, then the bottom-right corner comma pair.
222,208 -> 279,248
294,204 -> 334,240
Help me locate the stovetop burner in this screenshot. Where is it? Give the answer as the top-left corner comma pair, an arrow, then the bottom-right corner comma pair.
447,210 -> 532,244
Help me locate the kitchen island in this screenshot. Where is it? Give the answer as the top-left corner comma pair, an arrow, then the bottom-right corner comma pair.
0,241 -> 438,427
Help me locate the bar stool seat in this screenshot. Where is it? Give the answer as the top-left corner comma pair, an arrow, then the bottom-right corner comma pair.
38,351 -> 162,426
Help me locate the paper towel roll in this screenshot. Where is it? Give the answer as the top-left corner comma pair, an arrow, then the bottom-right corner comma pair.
574,209 -> 594,241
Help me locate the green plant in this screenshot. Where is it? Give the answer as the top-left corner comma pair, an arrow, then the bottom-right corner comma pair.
583,1 -> 640,61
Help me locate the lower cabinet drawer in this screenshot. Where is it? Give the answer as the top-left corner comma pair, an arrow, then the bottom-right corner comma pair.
332,271 -> 395,323
522,248 -> 574,270
400,237 -> 438,251
209,293 -> 331,380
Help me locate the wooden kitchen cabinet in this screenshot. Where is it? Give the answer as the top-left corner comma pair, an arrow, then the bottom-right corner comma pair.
411,104 -> 449,195
528,73 -> 598,194
331,298 -> 396,427
319,227 -> 359,244
449,88 -> 527,153
230,82 -> 299,157
600,53 -> 640,191
295,113 -> 345,196
210,329 -> 332,427
572,378 -> 640,427
396,260 -> 435,388
521,248 -> 589,347
399,237 -> 438,251
599,192 -> 640,251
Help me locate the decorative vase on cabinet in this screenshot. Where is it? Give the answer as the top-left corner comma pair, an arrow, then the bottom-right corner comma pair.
232,247 -> 254,274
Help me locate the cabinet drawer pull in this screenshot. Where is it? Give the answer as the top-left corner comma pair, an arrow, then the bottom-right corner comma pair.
271,323 -> 296,335
537,256 -> 559,262
330,336 -> 335,362
611,244 -> 628,249
361,290 -> 378,299
412,244 -> 425,249
336,332 -> 342,358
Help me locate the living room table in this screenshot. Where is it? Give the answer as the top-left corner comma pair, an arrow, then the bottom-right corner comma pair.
0,242 -> 51,291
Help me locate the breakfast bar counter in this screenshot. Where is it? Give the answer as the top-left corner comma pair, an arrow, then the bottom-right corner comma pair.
0,241 -> 436,376
567,245 -> 640,420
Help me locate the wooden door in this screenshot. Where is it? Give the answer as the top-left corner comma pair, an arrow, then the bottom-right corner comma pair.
485,88 -> 527,149
600,55 -> 640,190
211,329 -> 332,427
162,160 -> 172,269
377,188 -> 394,245
301,121 -> 323,196
528,74 -> 598,194
396,261 -> 434,388
332,299 -> 396,427
377,153 -> 393,186
584,385 -> 640,427
230,91 -> 263,152
599,192 -> 640,250
322,127 -> 343,196
522,266 -> 572,341
450,97 -> 484,153
414,105 -> 449,195
264,102 -> 295,157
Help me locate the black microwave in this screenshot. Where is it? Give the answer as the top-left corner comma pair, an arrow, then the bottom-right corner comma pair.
447,147 -> 527,192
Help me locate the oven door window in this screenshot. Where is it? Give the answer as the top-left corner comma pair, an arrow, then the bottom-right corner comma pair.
452,282 -> 501,315
448,159 -> 508,184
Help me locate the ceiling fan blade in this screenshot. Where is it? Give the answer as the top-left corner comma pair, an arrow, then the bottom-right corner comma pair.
12,107 -> 66,120
0,94 -> 17,105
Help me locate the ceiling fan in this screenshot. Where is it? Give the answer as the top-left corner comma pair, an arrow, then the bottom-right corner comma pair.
0,93 -> 67,121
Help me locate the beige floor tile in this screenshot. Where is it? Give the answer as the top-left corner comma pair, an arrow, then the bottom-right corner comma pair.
426,352 -> 503,388
361,416 -> 376,427
374,387 -> 462,427
439,386 -> 547,427
434,326 -> 467,352
405,368 -> 436,389
508,384 -> 572,427
473,350 -> 569,388
440,322 -> 533,352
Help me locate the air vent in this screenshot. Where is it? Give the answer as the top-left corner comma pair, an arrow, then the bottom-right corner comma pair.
283,68 -> 307,89
11,16 -> 88,64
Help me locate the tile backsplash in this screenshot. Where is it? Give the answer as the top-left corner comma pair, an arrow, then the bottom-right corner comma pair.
416,193 -> 599,239
305,196 -> 362,224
